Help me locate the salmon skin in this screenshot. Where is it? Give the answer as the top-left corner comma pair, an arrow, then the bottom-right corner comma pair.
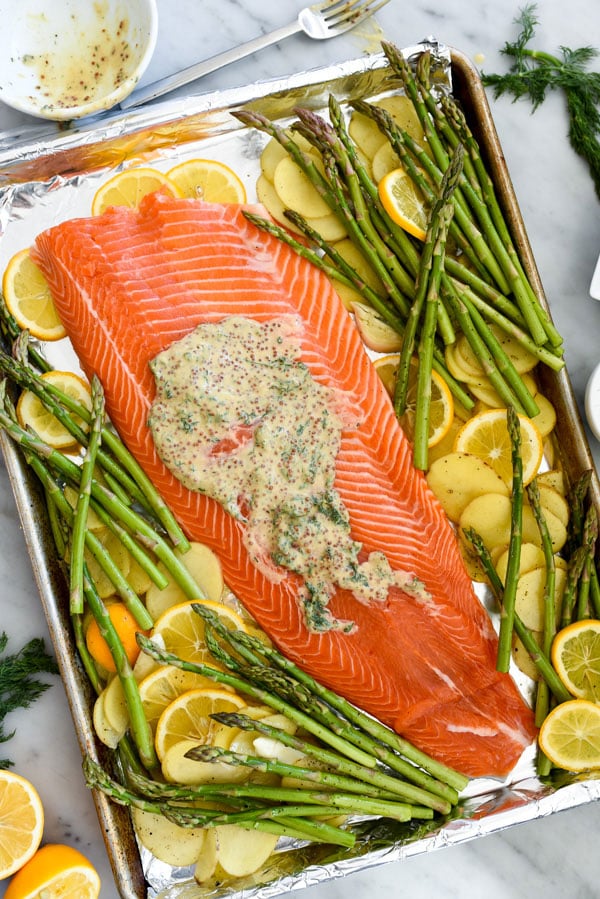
33,192 -> 536,778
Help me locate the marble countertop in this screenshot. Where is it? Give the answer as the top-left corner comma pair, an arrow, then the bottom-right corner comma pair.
1,0 -> 599,896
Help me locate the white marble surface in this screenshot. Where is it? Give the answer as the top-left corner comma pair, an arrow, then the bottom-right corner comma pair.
1,0 -> 600,896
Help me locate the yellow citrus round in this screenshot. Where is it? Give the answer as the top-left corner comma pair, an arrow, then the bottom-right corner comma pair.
551,619 -> 600,701
166,158 -> 246,203
538,699 -> 600,772
378,167 -> 428,240
91,166 -> 181,215
4,843 -> 100,898
16,371 -> 92,451
0,771 -> 44,881
453,407 -> 544,486
2,248 -> 66,341
373,354 -> 454,447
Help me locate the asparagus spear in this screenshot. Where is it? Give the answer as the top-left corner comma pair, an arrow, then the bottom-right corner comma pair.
496,407 -> 524,672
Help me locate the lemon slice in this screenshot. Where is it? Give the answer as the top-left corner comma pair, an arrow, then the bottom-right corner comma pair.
16,370 -> 92,450
2,248 -> 66,341
154,686 -> 247,760
151,599 -> 249,667
551,619 -> 600,701
373,354 -> 454,448
538,699 -> 600,772
91,166 -> 181,215
378,167 -> 428,240
166,158 -> 246,203
0,771 -> 45,880
4,842 -> 100,899
138,664 -> 225,734
453,407 -> 544,486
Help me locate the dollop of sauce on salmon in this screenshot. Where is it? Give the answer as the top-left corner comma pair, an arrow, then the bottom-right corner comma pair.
149,315 -> 427,632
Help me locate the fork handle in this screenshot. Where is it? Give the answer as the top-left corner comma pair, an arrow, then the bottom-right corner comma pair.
121,21 -> 302,109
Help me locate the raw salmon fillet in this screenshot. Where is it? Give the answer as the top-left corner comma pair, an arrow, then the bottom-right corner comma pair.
33,192 -> 536,778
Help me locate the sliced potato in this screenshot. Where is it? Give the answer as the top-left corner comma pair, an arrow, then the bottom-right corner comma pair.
514,565 -> 567,631
444,343 -> 488,386
352,302 -> 402,352
459,493 -> 539,552
132,807 -> 207,867
458,536 -> 490,583
454,335 -> 486,378
256,174 -> 304,235
426,452 -> 510,523
349,94 -> 425,160
84,529 -> 131,599
530,392 -> 557,438
348,110 -> 388,160
426,418 -> 462,467
468,371 -> 538,410
132,643 -> 160,681
273,156 -> 331,218
259,134 -> 317,181
460,492 -> 567,555
371,140 -> 400,183
162,737 -> 248,785
494,542 -> 546,582
146,541 -> 224,619
101,674 -> 129,734
195,827 -> 218,884
92,689 -> 125,749
537,483 -> 569,528
214,825 -> 279,877
331,239 -> 385,309
537,505 -> 568,553
64,485 -> 105,531
536,468 -> 566,496
487,324 -> 539,374
512,630 -> 543,681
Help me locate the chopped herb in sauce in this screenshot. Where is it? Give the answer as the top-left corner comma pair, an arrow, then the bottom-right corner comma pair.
149,315 -> 427,633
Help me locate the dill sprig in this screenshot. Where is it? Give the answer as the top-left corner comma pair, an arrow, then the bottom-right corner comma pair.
0,631 -> 59,769
482,4 -> 600,199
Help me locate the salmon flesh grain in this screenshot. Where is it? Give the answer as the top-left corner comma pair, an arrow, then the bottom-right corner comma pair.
33,193 -> 537,778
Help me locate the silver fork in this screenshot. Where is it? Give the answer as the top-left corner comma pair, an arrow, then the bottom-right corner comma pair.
121,0 -> 391,109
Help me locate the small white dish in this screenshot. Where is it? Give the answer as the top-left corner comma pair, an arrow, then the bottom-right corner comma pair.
0,0 -> 158,120
590,252 -> 600,300
585,360 -> 600,441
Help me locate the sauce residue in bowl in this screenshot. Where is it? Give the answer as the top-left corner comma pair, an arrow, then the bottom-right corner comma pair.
21,3 -> 141,111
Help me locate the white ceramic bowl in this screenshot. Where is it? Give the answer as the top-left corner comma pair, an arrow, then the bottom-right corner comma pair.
0,0 -> 158,120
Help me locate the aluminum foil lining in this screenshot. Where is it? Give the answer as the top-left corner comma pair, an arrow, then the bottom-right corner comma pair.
1,38 -> 599,899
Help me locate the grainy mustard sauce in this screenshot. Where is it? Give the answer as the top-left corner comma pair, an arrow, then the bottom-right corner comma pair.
149,315 -> 426,633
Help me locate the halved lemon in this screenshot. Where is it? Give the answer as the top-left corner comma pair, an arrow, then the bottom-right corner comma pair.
16,370 -> 92,450
373,354 -> 454,448
2,248 -> 66,341
151,599 -> 249,668
154,686 -> 247,760
4,842 -> 100,899
453,407 -> 544,486
91,166 -> 181,215
378,167 -> 428,240
538,699 -> 600,772
166,158 -> 246,203
0,771 -> 44,880
551,619 -> 600,701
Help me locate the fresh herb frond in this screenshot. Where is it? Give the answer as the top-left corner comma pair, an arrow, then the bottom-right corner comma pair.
482,3 -> 600,198
0,632 -> 59,768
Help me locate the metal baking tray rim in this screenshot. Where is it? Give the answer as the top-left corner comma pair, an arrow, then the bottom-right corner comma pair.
2,42 -> 600,899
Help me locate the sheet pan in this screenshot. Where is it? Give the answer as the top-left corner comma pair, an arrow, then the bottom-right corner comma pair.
1,41 -> 600,899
